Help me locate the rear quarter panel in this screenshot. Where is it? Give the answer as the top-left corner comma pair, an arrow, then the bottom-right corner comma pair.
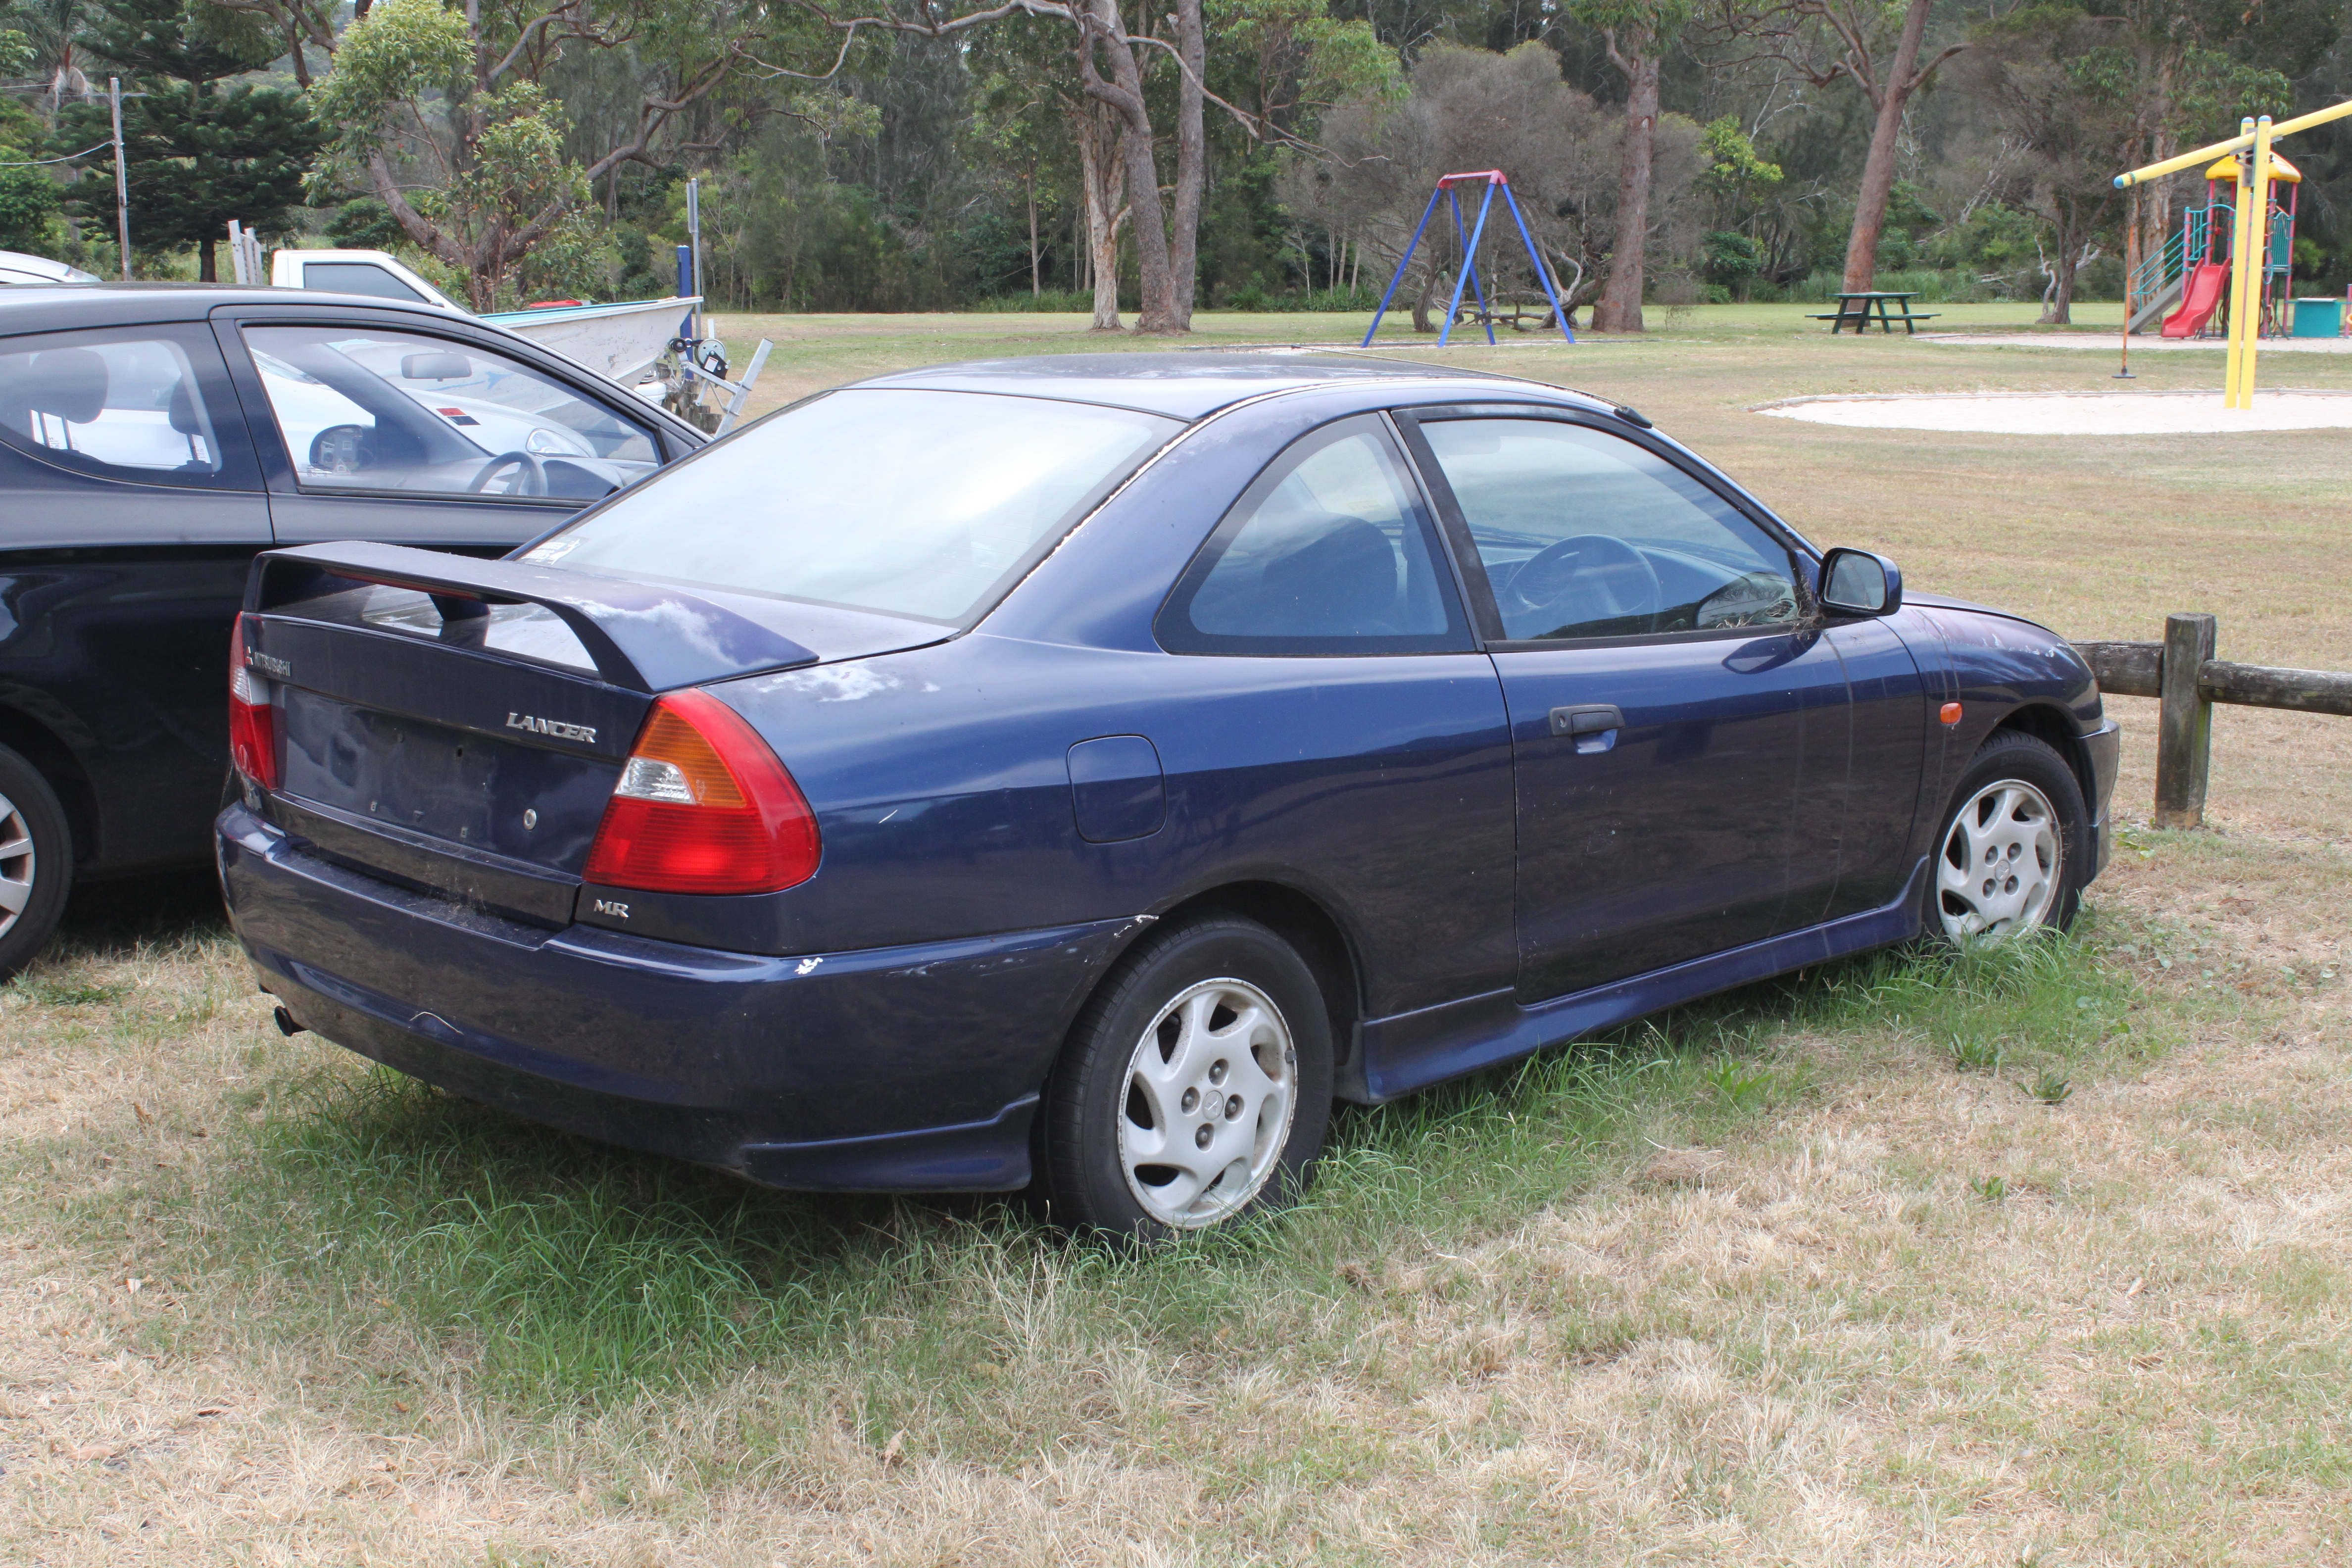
589,635 -> 1519,1020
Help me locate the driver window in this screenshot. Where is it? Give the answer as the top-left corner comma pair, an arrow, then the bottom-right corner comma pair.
241,325 -> 660,503
1419,417 -> 1801,642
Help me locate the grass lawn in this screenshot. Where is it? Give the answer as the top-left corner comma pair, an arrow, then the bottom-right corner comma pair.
4,305 -> 2348,1566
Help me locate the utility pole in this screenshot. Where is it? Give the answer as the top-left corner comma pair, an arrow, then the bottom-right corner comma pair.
109,77 -> 131,281
686,177 -> 703,341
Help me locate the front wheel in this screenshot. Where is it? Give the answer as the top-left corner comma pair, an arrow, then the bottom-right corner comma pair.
1930,730 -> 2087,941
1039,916 -> 1334,1239
0,742 -> 73,980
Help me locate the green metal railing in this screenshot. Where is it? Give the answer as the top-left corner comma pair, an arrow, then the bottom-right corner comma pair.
2126,224 -> 2189,305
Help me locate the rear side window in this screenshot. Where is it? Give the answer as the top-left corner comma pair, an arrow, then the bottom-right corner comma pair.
1157,415 -> 1470,656
0,330 -> 229,482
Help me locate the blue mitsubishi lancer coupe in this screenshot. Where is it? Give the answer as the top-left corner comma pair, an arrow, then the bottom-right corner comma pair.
216,354 -> 2118,1239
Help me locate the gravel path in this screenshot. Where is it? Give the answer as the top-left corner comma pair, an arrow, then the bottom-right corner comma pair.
1758,389 -> 2352,434
1922,332 -> 2352,352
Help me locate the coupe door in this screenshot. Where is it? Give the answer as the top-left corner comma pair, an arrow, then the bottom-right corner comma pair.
1398,409 -> 1852,1002
213,312 -> 672,552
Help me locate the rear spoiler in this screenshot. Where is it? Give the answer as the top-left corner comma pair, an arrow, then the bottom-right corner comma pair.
247,541 -> 818,693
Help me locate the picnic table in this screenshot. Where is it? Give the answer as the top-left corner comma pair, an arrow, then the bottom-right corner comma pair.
1451,289 -> 1565,333
1807,291 -> 1941,334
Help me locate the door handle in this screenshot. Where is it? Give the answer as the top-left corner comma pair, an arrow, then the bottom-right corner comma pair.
1550,704 -> 1624,755
1549,704 -> 1624,736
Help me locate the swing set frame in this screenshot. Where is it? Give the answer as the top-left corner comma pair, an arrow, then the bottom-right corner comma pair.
1360,171 -> 1576,349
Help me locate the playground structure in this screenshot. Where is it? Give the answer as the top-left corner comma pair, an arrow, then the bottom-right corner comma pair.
1361,171 -> 1574,348
2117,101 -> 2352,407
2124,153 -> 2299,341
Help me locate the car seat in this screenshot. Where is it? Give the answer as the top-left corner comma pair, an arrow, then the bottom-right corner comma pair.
1258,515 -> 1400,637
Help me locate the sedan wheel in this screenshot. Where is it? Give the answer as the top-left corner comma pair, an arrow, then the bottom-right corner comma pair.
0,791 -> 34,935
1042,915 -> 1333,1239
1931,731 -> 2086,942
1117,978 -> 1298,1228
1937,780 -> 2060,938
0,742 -> 72,980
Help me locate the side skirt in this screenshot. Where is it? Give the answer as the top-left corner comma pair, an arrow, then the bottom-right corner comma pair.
1341,857 -> 1931,1103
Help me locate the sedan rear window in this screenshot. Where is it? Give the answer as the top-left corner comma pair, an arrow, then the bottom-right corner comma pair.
523,389 -> 1178,625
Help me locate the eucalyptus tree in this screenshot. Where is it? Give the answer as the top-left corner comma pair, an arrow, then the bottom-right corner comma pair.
768,0 -> 1389,330
1699,0 -> 1961,293
301,0 -> 779,308
1567,0 -> 1694,330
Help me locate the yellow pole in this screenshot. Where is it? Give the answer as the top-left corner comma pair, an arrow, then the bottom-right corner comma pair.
2223,121 -> 2256,408
2114,95 -> 2352,189
2239,116 -> 2275,407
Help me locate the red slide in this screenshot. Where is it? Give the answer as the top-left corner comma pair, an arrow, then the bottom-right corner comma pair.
2163,261 -> 2229,338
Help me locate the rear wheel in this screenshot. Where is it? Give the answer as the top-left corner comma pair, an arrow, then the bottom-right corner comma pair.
0,742 -> 72,980
1040,916 -> 1333,1239
1930,730 -> 2086,941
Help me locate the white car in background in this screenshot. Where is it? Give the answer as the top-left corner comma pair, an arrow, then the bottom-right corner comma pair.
267,248 -> 702,392
0,250 -> 100,286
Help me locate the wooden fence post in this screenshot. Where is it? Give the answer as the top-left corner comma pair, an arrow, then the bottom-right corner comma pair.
2153,612 -> 2217,828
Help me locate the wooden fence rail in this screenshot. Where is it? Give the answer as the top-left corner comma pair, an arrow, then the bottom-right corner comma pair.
2070,612 -> 2352,829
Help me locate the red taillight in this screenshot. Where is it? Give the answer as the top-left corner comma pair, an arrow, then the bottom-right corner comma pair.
583,689 -> 820,896
229,613 -> 280,789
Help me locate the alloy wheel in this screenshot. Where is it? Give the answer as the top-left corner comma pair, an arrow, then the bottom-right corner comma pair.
1116,977 -> 1298,1229
0,788 -> 34,940
1937,778 -> 2060,939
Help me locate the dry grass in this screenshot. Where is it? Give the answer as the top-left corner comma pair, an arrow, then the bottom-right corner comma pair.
4,307 -> 2348,1564
6,837 -> 2346,1564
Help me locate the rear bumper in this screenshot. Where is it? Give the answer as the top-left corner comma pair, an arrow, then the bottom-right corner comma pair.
217,803 -> 1133,1191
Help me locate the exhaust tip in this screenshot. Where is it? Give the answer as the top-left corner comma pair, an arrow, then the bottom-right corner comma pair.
273,1006 -> 307,1037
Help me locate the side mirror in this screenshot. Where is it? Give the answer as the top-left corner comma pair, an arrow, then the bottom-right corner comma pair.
1818,547 -> 1903,617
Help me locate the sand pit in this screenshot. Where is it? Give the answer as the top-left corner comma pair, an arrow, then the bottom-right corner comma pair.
1758,389 -> 2352,435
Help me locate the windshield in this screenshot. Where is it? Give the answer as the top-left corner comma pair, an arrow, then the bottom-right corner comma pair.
521,388 -> 1179,624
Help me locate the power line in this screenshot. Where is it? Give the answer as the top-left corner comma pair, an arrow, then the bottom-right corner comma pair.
0,139 -> 114,167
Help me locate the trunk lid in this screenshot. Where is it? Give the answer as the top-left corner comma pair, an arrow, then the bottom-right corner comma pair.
243,541 -> 946,924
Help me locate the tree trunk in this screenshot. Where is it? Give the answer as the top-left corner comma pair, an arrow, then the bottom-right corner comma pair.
1077,0 -> 1180,331
1591,46 -> 1659,333
1839,0 -> 1933,294
2041,208 -> 2079,325
1164,0 -> 1205,329
1027,174 -> 1040,296
198,236 -> 217,282
1073,97 -> 1126,329
1411,256 -> 1439,332
2144,125 -> 2177,272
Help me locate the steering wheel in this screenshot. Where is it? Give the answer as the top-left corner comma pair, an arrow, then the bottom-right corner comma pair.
466,450 -> 547,497
1503,533 -> 1663,633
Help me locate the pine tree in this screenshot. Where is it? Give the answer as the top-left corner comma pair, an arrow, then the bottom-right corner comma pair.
55,0 -> 322,279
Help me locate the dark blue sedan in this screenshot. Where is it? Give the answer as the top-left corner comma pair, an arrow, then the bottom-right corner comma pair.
216,354 -> 2119,1238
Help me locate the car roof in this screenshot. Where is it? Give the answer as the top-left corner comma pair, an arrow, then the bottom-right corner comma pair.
850,351 -> 1610,421
0,282 -> 472,337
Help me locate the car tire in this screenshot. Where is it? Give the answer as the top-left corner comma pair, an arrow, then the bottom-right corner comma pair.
0,742 -> 72,981
1039,915 -> 1334,1240
1927,730 -> 2087,942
